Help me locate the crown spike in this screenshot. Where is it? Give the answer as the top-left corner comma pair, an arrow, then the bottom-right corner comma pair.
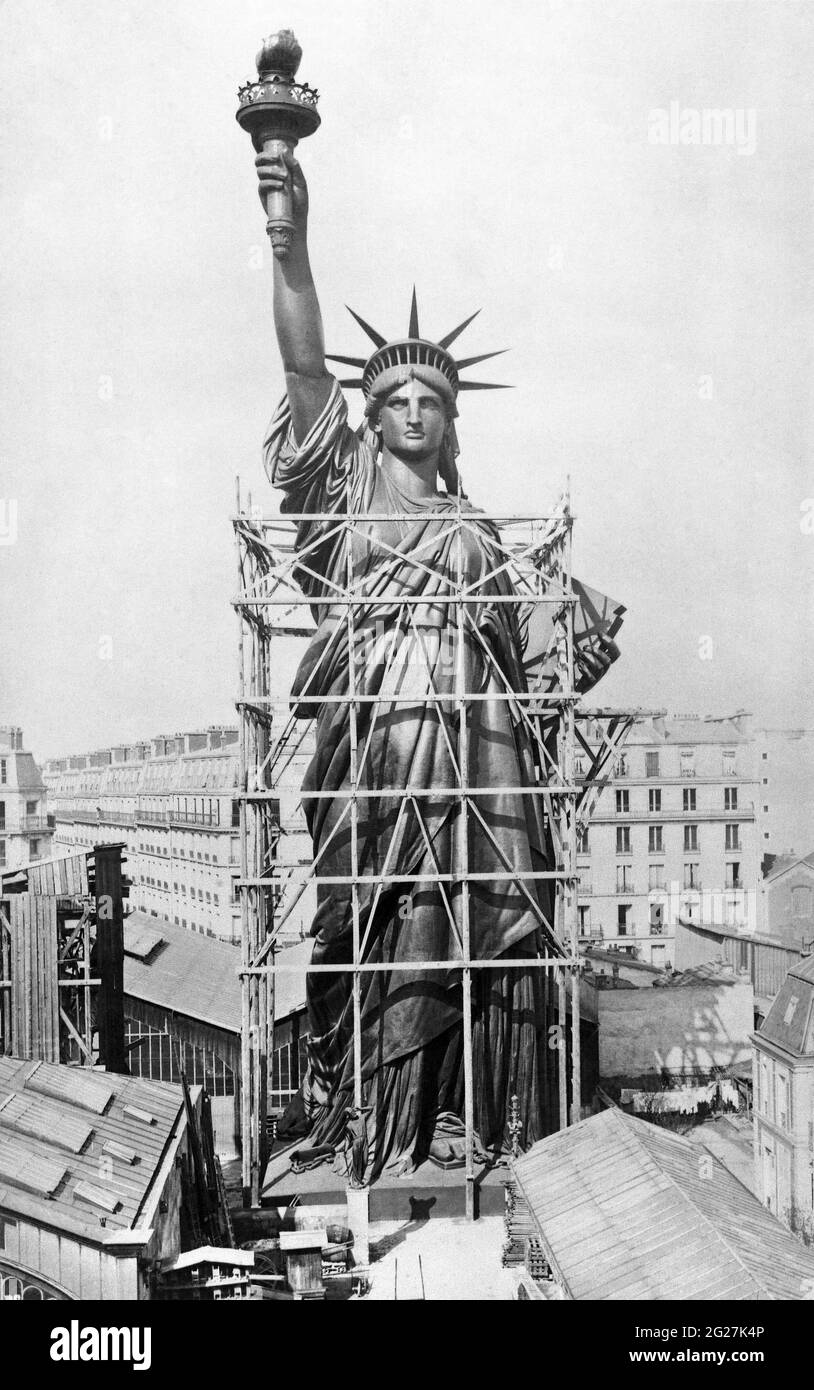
345,306 -> 387,348
408,286 -> 420,340
438,309 -> 481,350
457,381 -> 514,391
338,378 -> 366,389
455,349 -> 509,371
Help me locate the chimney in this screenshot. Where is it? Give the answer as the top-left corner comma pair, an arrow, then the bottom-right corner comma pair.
184,732 -> 208,754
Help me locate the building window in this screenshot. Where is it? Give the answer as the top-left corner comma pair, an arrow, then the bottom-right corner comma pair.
777,1072 -> 789,1130
722,749 -> 736,776
683,788 -> 696,812
615,754 -> 628,779
684,862 -> 700,889
29,839 -> 40,860
615,789 -> 629,814
679,749 -> 695,777
616,864 -> 632,893
683,825 -> 698,852
0,840 -> 5,868
725,824 -> 740,852
578,905 -> 591,936
648,825 -> 663,853
649,864 -> 664,890
616,826 -> 631,854
0,760 -> 5,784
645,752 -> 660,778
724,787 -> 738,811
648,788 -> 661,813
650,902 -> 665,933
0,802 -> 4,831
577,825 -> 589,853
725,862 -> 741,890
617,904 -> 630,934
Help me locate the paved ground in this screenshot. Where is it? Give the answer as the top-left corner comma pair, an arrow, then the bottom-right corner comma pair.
364,1214 -> 518,1300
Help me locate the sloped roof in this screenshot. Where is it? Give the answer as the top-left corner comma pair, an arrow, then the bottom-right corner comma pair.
764,851 -> 814,882
757,953 -> 814,1057
123,911 -> 309,1033
513,1107 -> 814,1300
584,949 -> 661,974
0,1055 -> 189,1243
665,962 -> 739,987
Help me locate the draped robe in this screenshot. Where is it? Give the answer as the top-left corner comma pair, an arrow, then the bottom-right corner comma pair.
263,378 -> 621,1179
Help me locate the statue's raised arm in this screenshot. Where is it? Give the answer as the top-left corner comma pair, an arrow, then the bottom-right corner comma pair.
256,149 -> 333,444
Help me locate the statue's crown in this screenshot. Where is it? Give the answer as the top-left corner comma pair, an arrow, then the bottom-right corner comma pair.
326,290 -> 510,402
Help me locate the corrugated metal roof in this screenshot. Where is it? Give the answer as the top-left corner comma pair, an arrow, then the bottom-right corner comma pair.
123,911 -> 309,1034
513,1108 -> 814,1300
0,1055 -> 188,1241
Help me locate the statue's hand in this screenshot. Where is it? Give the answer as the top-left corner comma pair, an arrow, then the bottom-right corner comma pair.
255,148 -> 309,225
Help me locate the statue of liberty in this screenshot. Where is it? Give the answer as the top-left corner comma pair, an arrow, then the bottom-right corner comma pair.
253,146 -> 623,1182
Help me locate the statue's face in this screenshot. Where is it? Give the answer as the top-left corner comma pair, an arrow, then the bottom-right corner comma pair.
378,379 -> 447,463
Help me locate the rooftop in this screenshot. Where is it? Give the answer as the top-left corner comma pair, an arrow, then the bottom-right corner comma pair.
756,953 -> 814,1057
513,1107 -> 814,1300
123,910 -> 310,1033
0,1055 -> 190,1243
764,851 -> 814,882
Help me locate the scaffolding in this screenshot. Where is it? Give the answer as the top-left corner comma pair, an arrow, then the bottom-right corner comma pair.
234,486 -> 637,1213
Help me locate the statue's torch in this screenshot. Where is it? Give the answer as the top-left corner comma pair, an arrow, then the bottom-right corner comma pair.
236,29 -> 321,257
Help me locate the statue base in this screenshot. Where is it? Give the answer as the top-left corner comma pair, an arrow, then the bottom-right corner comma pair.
256,1141 -> 508,1222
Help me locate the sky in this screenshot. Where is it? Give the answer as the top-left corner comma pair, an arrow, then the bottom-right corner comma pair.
0,0 -> 812,759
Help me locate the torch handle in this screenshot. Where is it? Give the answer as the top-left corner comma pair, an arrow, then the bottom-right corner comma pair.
261,135 -> 298,259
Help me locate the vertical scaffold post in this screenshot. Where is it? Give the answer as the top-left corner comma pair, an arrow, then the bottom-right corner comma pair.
346,498 -> 363,1115
564,483 -> 581,1124
236,486 -> 254,1206
455,494 -> 475,1221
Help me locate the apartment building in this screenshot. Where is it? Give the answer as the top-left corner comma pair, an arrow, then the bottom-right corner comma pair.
752,952 -> 814,1235
755,727 -> 814,857
0,725 -> 55,871
43,728 -> 244,943
576,712 -> 762,967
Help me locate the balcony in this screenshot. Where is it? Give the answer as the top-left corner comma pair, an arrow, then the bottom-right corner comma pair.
615,883 -> 635,895
169,810 -> 221,828
137,809 -> 169,825
21,815 -> 55,833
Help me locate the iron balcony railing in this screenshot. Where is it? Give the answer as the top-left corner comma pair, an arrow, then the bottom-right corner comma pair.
20,815 -> 56,832
169,810 -> 221,827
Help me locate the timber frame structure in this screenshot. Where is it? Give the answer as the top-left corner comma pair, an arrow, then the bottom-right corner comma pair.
0,844 -> 126,1071
234,486 -> 638,1214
